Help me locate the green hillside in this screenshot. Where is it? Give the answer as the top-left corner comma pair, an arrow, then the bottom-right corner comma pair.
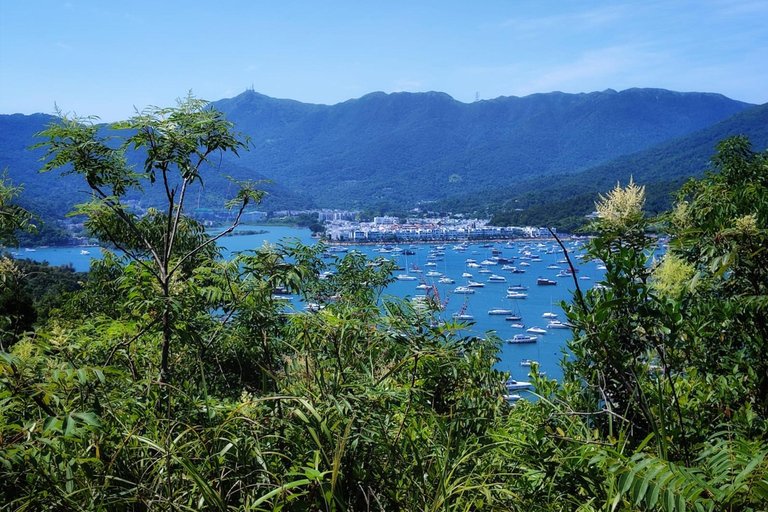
477,102 -> 768,230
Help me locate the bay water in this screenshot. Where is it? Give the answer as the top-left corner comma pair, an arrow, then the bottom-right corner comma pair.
14,225 -> 604,382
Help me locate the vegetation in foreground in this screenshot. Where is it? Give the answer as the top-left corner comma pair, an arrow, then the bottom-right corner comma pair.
1,97 -> 767,511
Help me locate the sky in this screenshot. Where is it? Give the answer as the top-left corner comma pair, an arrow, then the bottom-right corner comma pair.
1,0 -> 766,121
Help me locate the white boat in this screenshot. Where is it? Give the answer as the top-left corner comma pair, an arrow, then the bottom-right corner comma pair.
509,335 -> 538,344
503,393 -> 522,402
519,261 -> 530,266
478,268 -> 492,274
542,312 -> 558,319
80,249 -> 90,255
467,262 -> 482,268
508,284 -> 528,291
509,323 -> 525,329
488,274 -> 507,282
425,262 -> 437,267
506,291 -> 528,299
546,320 -> 574,329
480,259 -> 497,265
527,326 -> 547,334
537,277 -> 557,286
579,276 -> 591,280
547,264 -> 560,269
396,274 -> 417,281
425,270 -> 442,277
461,272 -> 473,278
488,308 -> 513,315
506,378 -> 533,390
416,283 -> 431,290
438,276 -> 455,284
466,281 -> 485,288
453,286 -> 475,294
452,313 -> 474,321
519,359 -> 538,366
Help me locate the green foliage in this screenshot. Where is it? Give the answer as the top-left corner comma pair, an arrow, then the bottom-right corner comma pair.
3,97 -> 768,510
0,169 -> 38,247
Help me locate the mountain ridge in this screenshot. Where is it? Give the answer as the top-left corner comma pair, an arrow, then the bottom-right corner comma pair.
0,88 -> 757,221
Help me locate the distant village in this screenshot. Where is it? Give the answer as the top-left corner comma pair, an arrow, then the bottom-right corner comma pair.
190,207 -> 558,243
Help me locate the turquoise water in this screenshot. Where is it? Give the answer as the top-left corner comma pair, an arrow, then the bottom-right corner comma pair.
14,227 -> 602,382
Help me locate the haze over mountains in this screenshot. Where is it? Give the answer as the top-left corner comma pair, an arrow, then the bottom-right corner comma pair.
1,88 -> 766,225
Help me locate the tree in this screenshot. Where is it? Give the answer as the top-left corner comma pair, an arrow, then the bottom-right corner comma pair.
0,169 -> 37,247
34,94 -> 263,384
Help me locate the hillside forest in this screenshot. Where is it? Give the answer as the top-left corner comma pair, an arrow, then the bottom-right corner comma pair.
1,96 -> 767,511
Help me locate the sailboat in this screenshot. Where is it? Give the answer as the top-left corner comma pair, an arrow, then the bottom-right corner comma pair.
452,296 -> 474,321
396,252 -> 417,280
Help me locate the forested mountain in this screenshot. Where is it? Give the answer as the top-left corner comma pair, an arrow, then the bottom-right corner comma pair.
213,88 -> 752,208
0,88 -> 754,218
480,102 -> 768,229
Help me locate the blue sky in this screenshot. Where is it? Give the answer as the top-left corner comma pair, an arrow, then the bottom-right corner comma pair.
1,0 -> 766,121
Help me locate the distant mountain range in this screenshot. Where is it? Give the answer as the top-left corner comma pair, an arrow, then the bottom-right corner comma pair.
1,88 -> 765,227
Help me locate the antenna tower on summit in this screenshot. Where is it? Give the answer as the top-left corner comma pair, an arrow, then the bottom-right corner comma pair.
475,92 -> 480,102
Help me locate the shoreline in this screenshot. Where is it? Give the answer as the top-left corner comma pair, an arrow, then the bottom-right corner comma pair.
324,236 -> 578,246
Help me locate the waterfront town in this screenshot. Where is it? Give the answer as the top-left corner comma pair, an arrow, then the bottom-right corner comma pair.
324,215 -> 555,243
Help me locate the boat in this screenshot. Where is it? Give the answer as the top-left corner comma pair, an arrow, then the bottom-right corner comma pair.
424,261 -> 437,267
546,320 -> 574,329
466,281 -> 485,288
509,323 -> 525,329
438,276 -> 455,284
579,275 -> 591,280
488,308 -> 513,315
488,274 -> 506,283
506,291 -> 528,299
506,378 -> 533,390
527,326 -> 547,334
425,270 -> 442,277
505,315 -> 522,322
542,312 -> 558,319
461,272 -> 473,278
519,261 -> 530,266
453,286 -> 475,294
519,359 -> 538,366
509,335 -> 538,344
452,296 -> 473,321
508,284 -> 529,291
510,267 -> 526,274
480,259 -> 497,265
478,268 -> 492,274
396,274 -> 417,281
80,249 -> 90,255
547,264 -> 560,269
537,277 -> 557,286
501,264 -> 515,271
503,393 -> 522,402
416,283 -> 431,290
